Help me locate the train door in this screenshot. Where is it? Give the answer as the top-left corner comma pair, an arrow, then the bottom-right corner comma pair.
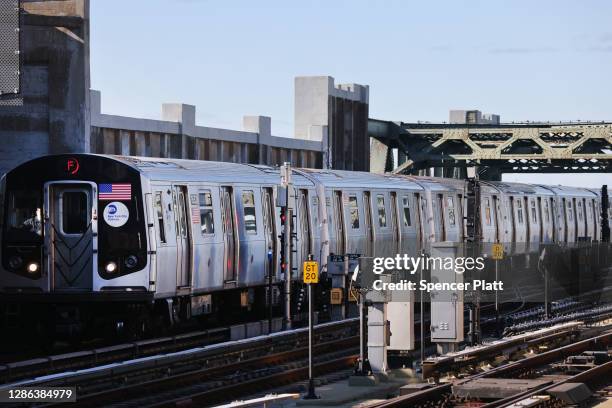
589,199 -> 597,240
563,198 -> 570,242
46,182 -> 95,291
262,187 -> 276,279
523,197 -> 530,242
363,191 -> 374,256
325,191 -> 336,255
492,195 -> 501,242
436,194 -> 446,241
390,192 -> 400,252
414,193 -> 425,248
577,198 -> 586,239
333,191 -> 345,255
220,186 -> 237,283
528,198 -> 538,243
549,197 -> 556,242
457,194 -> 465,241
509,197 -> 517,242
173,186 -> 191,289
298,190 -> 312,261
419,194 -> 430,244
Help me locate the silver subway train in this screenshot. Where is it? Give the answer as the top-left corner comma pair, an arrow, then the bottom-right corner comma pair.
0,154 -> 610,335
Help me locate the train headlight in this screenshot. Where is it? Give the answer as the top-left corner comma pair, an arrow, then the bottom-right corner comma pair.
27,263 -> 39,273
124,255 -> 138,269
8,256 -> 23,270
105,262 -> 118,273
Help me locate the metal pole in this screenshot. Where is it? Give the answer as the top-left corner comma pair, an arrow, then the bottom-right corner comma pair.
420,251 -> 424,367
359,290 -> 364,373
495,259 -> 500,336
544,261 -> 550,319
268,248 -> 273,334
284,207 -> 292,330
304,254 -> 318,399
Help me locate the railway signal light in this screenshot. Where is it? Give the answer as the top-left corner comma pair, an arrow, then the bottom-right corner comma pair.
280,209 -> 287,225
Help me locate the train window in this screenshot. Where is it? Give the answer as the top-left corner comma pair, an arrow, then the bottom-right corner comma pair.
544,199 -> 550,222
6,190 -> 42,240
567,201 -> 573,222
155,192 -> 166,243
447,196 -> 456,226
484,198 -> 492,226
402,196 -> 412,227
62,192 -> 88,234
242,191 -> 257,233
199,191 -> 215,235
516,199 -> 524,224
348,196 -> 360,229
376,195 -> 387,227
577,201 -> 583,221
311,197 -> 320,227
530,199 -> 537,223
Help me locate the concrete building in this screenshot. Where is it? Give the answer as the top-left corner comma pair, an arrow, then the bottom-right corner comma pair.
0,0 -> 90,176
295,76 -> 370,171
449,110 -> 500,125
0,0 -> 370,175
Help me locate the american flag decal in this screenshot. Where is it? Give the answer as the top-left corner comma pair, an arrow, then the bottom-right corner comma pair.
191,207 -> 200,224
99,183 -> 132,200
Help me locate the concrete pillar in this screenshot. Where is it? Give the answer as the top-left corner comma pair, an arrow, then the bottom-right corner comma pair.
243,115 -> 271,165
162,103 -> 196,136
134,131 -> 146,156
150,133 -> 161,157
119,130 -> 130,155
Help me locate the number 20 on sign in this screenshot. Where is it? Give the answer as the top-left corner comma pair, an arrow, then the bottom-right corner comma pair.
303,261 -> 319,284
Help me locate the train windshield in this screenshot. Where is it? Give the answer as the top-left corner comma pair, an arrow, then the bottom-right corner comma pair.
5,189 -> 43,242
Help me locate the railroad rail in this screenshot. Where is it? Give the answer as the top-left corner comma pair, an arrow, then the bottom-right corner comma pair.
371,325 -> 612,408
0,319 -> 359,407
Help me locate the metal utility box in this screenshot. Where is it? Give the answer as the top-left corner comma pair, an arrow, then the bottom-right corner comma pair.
387,301 -> 415,351
430,242 -> 464,343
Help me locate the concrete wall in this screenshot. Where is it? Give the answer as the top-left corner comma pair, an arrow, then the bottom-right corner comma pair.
0,0 -> 90,176
90,91 -> 323,168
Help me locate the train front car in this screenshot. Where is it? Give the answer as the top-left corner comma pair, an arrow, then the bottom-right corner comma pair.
0,154 -> 151,338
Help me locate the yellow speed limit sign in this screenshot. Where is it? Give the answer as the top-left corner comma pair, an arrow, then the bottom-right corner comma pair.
492,243 -> 504,260
303,261 -> 319,284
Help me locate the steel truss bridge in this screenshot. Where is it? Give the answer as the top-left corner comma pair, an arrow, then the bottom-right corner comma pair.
368,119 -> 612,180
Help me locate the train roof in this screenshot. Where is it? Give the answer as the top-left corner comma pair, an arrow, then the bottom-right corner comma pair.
4,154 -> 606,198
111,155 -> 316,186
298,168 -> 424,190
109,155 -> 425,190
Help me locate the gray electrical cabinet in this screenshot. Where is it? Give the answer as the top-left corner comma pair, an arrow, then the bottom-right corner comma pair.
430,242 -> 464,344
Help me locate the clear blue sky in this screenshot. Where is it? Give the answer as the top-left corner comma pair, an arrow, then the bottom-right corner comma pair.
90,0 -> 612,187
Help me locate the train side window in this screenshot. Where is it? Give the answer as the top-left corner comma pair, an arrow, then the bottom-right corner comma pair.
242,191 -> 257,233
402,196 -> 412,227
348,196 -> 360,229
446,196 -> 456,226
311,197 -> 320,227
155,192 -> 166,243
577,201 -> 583,221
484,197 -> 492,226
530,199 -> 537,223
376,195 -> 387,227
199,191 -> 215,235
567,200 -> 573,222
516,199 -> 524,224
